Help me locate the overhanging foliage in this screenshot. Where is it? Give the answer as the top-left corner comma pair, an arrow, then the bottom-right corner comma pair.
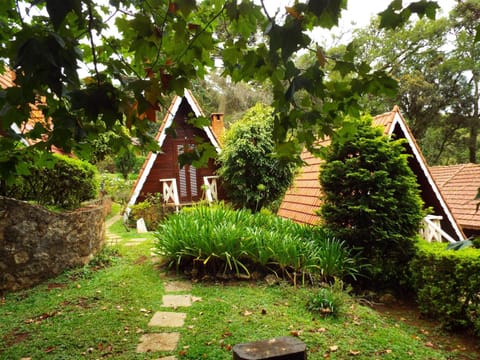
0,0 -> 443,183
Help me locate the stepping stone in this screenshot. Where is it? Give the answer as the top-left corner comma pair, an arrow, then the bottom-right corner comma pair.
232,336 -> 307,360
162,294 -> 201,308
149,312 -> 186,327
124,238 -> 147,247
136,332 -> 180,353
164,281 -> 192,292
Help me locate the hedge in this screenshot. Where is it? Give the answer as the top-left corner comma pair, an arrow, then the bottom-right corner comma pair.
2,153 -> 98,210
410,240 -> 480,335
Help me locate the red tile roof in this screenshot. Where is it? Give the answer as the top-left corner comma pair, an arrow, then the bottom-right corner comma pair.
430,164 -> 480,231
0,70 -> 66,154
277,107 -> 465,242
0,70 -> 14,89
277,110 -> 397,226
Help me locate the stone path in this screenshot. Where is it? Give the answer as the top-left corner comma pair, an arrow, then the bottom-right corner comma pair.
104,212 -> 198,358
105,214 -> 147,247
105,214 -> 122,246
136,279 -> 200,359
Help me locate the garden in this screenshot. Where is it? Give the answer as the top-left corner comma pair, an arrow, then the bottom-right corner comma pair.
2,107 -> 480,359
1,202 -> 479,359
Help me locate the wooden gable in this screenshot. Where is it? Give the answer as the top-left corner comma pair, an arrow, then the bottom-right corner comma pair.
278,107 -> 465,242
128,90 -> 224,207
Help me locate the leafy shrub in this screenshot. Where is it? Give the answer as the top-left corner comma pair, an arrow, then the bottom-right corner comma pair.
472,237 -> 480,249
100,173 -> 134,204
410,241 -> 480,335
3,153 -> 98,209
217,104 -> 297,212
320,116 -> 424,289
154,204 -> 359,284
306,281 -> 346,318
129,193 -> 174,230
115,146 -> 137,180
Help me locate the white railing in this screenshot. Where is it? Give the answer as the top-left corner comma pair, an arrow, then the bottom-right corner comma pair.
420,215 -> 457,244
160,178 -> 180,212
203,175 -> 219,203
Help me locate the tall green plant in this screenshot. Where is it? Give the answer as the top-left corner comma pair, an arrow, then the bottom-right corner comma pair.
320,116 -> 424,288
154,204 -> 359,284
217,104 -> 297,212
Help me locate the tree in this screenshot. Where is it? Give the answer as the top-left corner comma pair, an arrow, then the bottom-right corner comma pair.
351,1 -> 480,165
218,103 -> 296,212
0,0 -> 443,185
450,0 -> 480,163
192,71 -> 273,127
320,116 -> 424,289
115,145 -> 137,180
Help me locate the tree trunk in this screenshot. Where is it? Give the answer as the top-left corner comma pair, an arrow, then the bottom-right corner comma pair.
469,72 -> 479,164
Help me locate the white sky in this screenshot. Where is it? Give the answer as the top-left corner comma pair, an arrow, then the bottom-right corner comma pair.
263,0 -> 457,45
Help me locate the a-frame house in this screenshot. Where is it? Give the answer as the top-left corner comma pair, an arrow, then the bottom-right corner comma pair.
278,106 -> 466,243
128,89 -> 225,210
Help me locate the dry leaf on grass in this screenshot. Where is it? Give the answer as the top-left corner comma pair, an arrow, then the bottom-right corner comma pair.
289,330 -> 304,337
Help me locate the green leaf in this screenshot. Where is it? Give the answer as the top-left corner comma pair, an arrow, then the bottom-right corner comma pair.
46,0 -> 81,30
176,0 -> 197,16
307,0 -> 346,29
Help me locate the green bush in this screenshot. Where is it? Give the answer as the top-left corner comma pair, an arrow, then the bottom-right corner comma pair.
3,153 -> 98,209
320,116 -> 424,289
115,146 -> 137,180
100,173 -> 134,204
306,281 -> 346,318
129,193 -> 174,230
410,240 -> 480,335
154,204 -> 359,284
217,104 -> 297,212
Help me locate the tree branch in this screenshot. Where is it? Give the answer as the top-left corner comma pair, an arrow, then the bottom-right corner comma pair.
175,2 -> 227,62
87,1 -> 101,85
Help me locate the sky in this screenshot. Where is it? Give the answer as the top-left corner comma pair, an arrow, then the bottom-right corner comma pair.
263,0 -> 457,45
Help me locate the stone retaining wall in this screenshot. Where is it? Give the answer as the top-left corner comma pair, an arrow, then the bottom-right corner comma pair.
0,196 -> 106,293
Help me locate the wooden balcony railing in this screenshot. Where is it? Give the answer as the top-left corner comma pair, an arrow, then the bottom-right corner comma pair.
420,215 -> 457,244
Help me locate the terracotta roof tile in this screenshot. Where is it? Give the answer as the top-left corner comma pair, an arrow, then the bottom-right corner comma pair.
277,107 -> 466,242
0,70 -> 14,89
277,111 -> 396,226
430,164 -> 480,230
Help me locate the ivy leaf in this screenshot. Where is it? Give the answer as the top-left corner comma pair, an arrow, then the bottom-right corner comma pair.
378,6 -> 403,29
46,0 -> 81,30
176,0 -> 197,16
307,0 -> 346,29
408,1 -> 439,20
379,1 -> 439,29
333,61 -> 355,76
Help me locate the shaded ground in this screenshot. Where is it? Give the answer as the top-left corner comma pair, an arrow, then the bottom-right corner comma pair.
371,301 -> 480,359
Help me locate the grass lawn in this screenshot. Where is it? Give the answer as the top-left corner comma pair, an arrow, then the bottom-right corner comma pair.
1,209 -> 478,359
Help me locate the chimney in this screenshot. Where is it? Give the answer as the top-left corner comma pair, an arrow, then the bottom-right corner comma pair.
210,113 -> 224,140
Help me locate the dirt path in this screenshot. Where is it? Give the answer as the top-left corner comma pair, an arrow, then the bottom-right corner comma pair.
370,302 -> 480,359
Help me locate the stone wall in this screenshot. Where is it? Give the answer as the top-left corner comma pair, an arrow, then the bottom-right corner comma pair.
0,196 -> 106,293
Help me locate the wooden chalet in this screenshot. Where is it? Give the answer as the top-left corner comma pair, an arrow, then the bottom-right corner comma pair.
127,89 -> 225,211
278,106 -> 466,243
430,163 -> 480,238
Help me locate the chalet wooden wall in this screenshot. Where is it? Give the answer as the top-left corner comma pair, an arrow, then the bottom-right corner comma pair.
136,100 -> 223,204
